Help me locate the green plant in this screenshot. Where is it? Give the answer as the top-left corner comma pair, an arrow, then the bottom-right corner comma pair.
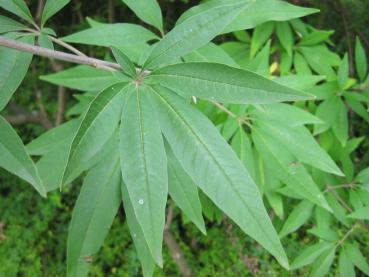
1,0 -> 369,277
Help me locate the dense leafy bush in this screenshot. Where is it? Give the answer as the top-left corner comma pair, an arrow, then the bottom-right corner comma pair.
0,0 -> 369,276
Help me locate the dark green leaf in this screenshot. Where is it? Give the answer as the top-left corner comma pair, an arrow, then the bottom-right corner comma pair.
63,83 -> 128,183
111,46 -> 137,78
0,36 -> 34,111
279,201 -> 313,238
120,85 -> 168,266
0,0 -> 34,23
355,37 -> 367,81
42,0 -> 71,26
143,0 -> 250,69
150,85 -> 288,269
40,65 -> 129,92
167,145 -> 206,234
0,115 -> 46,197
0,15 -> 27,33
67,152 -> 121,277
148,62 -> 313,104
121,0 -> 163,33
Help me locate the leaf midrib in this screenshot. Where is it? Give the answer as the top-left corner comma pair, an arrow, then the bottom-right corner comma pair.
151,72 -> 306,99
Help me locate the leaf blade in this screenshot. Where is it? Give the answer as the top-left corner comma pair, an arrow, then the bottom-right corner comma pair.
148,62 -> 313,104
0,116 -> 46,197
120,85 -> 168,266
150,85 -> 289,269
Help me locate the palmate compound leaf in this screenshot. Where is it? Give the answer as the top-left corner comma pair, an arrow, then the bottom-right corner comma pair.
148,84 -> 289,269
143,0 -> 252,69
147,62 -> 313,104
62,82 -> 129,185
120,84 -> 168,266
0,116 -> 46,197
67,149 -> 121,277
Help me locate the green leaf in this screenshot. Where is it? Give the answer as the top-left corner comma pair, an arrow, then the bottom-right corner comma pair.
348,206 -> 369,220
276,21 -> 293,56
355,37 -> 367,81
314,96 -> 339,135
357,167 -> 369,185
0,116 -> 46,197
42,0 -> 70,26
345,94 -> 369,124
67,152 -> 121,277
178,0 -> 318,33
338,53 -> 349,89
299,46 -> 340,80
0,0 -> 34,23
143,0 -> 250,69
0,36 -> 34,111
38,33 -> 54,50
309,247 -> 336,277
332,98 -> 348,146
121,181 -> 156,277
252,103 -> 323,127
252,127 -> 331,210
37,131 -> 118,192
40,65 -> 129,92
339,248 -> 356,277
307,227 -> 339,242
0,15 -> 27,33
63,83 -> 128,183
279,201 -> 313,238
294,52 -> 312,75
346,243 -> 369,275
166,145 -> 206,234
150,85 -> 289,269
183,42 -> 239,68
255,120 -> 343,176
299,30 -> 334,46
27,119 -> 79,155
250,22 -> 274,58
122,0 -> 163,33
148,62 -> 313,104
231,127 -> 256,179
61,23 -> 158,47
120,85 -> 168,266
111,46 -> 137,78
291,242 -> 335,270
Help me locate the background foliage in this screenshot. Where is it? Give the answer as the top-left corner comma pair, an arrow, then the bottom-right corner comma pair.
1,0 -> 369,276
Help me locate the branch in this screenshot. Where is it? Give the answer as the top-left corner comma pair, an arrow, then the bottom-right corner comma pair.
0,36 -> 121,71
164,206 -> 196,277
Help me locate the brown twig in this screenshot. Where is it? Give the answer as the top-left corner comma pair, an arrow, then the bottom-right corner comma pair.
164,206 -> 196,277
